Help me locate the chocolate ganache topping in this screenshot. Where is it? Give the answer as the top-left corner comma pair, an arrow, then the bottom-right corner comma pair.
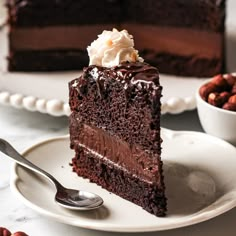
73,61 -> 161,100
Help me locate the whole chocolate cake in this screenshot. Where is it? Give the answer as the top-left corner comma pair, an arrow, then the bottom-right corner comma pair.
6,0 -> 226,77
69,29 -> 167,216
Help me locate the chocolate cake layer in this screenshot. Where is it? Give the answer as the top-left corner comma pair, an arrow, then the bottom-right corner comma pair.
8,50 -> 88,71
69,62 -> 166,216
122,0 -> 226,32
7,0 -> 121,27
9,49 -> 223,76
140,51 -> 224,77
7,0 -> 225,31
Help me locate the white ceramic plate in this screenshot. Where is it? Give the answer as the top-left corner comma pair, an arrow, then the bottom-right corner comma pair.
10,129 -> 236,232
1,1 -> 236,116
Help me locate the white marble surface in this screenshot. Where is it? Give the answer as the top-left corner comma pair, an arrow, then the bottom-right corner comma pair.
0,105 -> 236,236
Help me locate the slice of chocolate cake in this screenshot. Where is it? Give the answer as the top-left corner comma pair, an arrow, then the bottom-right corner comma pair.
69,29 -> 166,216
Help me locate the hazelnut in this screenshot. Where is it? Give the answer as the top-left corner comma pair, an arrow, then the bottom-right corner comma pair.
0,227 -> 11,236
211,74 -> 229,91
200,83 -> 219,101
11,232 -> 28,236
207,92 -> 223,107
222,102 -> 236,111
219,91 -> 231,104
228,94 -> 236,104
224,74 -> 236,87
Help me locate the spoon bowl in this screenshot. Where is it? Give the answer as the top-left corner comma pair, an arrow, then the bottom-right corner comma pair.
55,187 -> 104,210
0,138 -> 104,210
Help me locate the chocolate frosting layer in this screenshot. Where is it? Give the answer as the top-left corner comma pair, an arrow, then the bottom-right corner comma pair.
76,124 -> 160,183
9,25 -> 117,50
9,25 -> 222,59
123,24 -> 222,59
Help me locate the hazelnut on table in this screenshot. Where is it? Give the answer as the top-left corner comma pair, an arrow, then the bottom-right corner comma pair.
0,227 -> 11,236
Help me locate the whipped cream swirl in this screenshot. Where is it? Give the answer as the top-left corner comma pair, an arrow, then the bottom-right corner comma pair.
87,28 -> 143,67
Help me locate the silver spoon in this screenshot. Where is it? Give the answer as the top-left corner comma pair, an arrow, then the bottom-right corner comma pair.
0,138 -> 103,210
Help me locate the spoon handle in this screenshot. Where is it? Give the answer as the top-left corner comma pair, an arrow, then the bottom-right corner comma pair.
0,138 -> 63,189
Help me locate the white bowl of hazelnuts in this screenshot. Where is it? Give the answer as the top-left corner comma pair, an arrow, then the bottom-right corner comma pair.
196,73 -> 236,146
